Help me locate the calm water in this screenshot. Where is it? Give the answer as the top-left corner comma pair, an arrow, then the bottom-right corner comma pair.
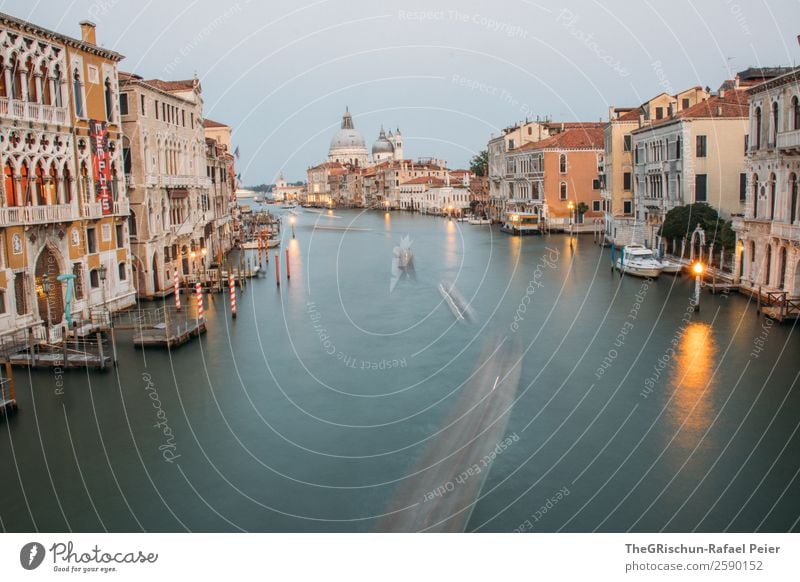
1,209 -> 799,532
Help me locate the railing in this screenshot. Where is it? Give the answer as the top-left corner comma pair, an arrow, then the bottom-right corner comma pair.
776,129 -> 800,151
0,204 -> 79,226
0,96 -> 68,125
146,174 -> 158,187
771,221 -> 800,241
125,175 -> 136,189
82,199 -> 130,218
114,199 -> 130,216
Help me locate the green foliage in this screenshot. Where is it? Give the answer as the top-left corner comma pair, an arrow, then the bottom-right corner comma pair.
470,150 -> 488,177
659,203 -> 736,250
576,202 -> 589,217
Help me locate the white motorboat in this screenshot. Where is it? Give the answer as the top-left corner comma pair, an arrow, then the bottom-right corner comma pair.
468,217 -> 491,225
241,237 -> 280,249
615,245 -> 662,278
500,211 -> 539,235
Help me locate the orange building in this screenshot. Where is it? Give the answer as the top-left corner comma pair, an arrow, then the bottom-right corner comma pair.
508,127 -> 605,229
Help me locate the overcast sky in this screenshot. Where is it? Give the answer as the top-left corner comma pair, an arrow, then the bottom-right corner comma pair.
4,0 -> 798,184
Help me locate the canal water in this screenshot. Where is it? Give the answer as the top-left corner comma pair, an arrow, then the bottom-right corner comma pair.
1,209 -> 798,532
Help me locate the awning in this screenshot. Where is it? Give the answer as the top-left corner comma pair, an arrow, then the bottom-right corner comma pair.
169,189 -> 189,199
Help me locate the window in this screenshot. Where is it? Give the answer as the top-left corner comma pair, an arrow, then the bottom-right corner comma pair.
73,70 -> 84,117
508,139 -> 515,150
140,94 -> 146,116
90,269 -> 100,288
754,107 -> 762,149
655,107 -> 664,120
623,134 -> 632,152
592,200 -> 601,212
87,65 -> 99,84
744,134 -> 749,155
682,98 -> 690,109
740,173 -> 747,202
119,92 -> 129,115
695,174 -> 708,202
623,200 -> 633,215
0,289 -> 5,314
559,182 -> 567,200
86,227 -> 97,254
696,135 -> 707,157
73,263 -> 84,300
104,78 -> 114,121
155,99 -> 159,119
14,273 -> 28,315
793,96 -> 800,131
115,224 -> 124,248
559,154 -> 567,173
101,223 -> 112,242
118,262 -> 127,281
623,172 -> 632,191
592,179 -> 601,190
771,101 -> 779,143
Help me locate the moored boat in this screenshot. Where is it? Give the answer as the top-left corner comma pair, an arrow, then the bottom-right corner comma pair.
615,245 -> 662,278
500,211 -> 539,235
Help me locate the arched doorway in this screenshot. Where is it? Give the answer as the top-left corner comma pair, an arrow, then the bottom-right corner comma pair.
35,245 -> 64,325
764,244 -> 772,286
132,257 -> 146,297
151,252 -> 160,293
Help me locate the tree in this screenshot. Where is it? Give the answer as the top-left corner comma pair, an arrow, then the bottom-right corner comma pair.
659,203 -> 736,250
576,202 -> 589,221
470,150 -> 488,177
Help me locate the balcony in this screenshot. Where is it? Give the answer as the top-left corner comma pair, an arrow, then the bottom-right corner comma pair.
163,175 -> 197,188
776,130 -> 800,153
125,175 -> 136,189
771,221 -> 800,241
82,199 -> 130,218
0,204 -> 79,226
0,97 -> 68,125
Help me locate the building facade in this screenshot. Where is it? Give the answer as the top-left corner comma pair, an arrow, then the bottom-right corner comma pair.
119,72 -> 210,297
734,68 -> 800,296
0,15 -> 134,339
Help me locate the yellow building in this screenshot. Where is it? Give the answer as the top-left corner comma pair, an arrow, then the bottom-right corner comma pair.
0,14 -> 133,341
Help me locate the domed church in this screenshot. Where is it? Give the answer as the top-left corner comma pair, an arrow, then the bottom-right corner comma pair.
328,107 -> 369,166
328,107 -> 404,166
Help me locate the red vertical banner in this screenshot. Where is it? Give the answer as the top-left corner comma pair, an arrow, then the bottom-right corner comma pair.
89,119 -> 113,215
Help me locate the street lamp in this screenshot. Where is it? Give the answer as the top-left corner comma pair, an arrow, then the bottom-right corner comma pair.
289,215 -> 296,239
692,261 -> 704,311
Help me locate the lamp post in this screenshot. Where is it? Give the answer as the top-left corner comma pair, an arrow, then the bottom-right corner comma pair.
98,263 -> 107,306
289,215 -> 296,239
692,261 -> 704,311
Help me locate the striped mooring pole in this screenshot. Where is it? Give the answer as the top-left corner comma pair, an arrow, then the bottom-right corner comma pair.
195,282 -> 204,322
285,249 -> 291,279
275,251 -> 280,286
174,271 -> 181,311
229,272 -> 236,319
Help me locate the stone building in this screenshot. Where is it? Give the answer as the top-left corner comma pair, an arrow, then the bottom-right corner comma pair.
119,72 -> 209,297
734,67 -> 800,296
0,15 -> 134,339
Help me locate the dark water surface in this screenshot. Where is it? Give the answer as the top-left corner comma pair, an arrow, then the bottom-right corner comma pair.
1,209 -> 798,532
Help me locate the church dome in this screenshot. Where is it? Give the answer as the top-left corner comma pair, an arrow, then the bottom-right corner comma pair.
372,126 -> 394,155
329,108 -> 366,151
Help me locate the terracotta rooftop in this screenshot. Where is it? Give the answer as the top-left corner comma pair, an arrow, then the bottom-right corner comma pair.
401,176 -> 446,186
675,89 -> 748,119
203,118 -> 229,128
514,127 -> 605,151
144,78 -> 198,92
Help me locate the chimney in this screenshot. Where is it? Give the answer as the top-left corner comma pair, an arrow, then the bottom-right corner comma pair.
719,88 -> 726,99
79,20 -> 97,44
717,106 -> 723,116
668,103 -> 675,118
608,106 -> 614,121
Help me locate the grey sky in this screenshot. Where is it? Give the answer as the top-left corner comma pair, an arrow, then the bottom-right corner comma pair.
4,0 -> 798,184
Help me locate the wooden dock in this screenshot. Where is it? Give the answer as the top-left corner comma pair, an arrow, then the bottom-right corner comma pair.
0,377 -> 16,415
133,319 -> 207,348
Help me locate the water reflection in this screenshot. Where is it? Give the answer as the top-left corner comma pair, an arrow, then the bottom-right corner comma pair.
668,322 -> 717,450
